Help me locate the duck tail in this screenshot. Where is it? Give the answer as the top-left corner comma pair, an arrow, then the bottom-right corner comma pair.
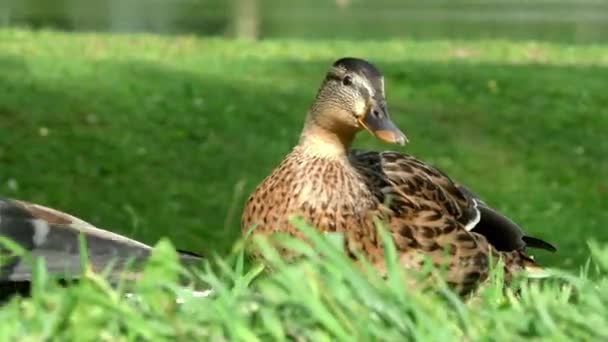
506,251 -> 551,279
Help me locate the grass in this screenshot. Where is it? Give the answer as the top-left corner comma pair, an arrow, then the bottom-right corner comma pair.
0,28 -> 607,340
1,29 -> 607,268
2,222 -> 608,341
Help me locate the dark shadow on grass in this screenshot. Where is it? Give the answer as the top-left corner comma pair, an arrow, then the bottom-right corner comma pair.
0,53 -> 605,269
0,54 -> 314,258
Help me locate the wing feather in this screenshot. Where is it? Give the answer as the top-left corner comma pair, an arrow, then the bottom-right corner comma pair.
0,198 -> 202,283
351,151 -> 555,253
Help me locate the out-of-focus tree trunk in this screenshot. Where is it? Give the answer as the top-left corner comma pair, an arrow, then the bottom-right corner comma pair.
68,0 -> 106,31
336,0 -> 350,10
233,0 -> 259,40
107,0 -> 146,32
1,2 -> 11,26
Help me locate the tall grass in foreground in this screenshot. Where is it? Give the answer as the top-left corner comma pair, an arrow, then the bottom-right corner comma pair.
0,222 -> 607,341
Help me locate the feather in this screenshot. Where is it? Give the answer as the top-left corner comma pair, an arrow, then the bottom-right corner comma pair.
454,184 -> 557,253
0,198 -> 201,283
241,57 -> 557,296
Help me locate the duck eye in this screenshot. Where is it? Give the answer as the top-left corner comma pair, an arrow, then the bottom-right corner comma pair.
342,76 -> 353,86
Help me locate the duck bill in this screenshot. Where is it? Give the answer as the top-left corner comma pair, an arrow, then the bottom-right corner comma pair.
358,102 -> 408,146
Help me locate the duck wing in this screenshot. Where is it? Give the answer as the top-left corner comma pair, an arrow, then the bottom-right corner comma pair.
0,198 -> 202,283
351,150 -> 480,228
351,150 -> 555,254
454,185 -> 556,252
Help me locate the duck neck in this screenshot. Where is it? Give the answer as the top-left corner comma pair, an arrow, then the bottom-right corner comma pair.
298,111 -> 356,159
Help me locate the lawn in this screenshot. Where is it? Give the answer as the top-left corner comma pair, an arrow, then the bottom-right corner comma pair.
1,29 -> 606,267
0,28 -> 607,339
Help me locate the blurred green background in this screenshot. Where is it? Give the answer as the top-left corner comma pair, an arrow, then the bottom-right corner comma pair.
3,0 -> 608,43
0,0 -> 606,269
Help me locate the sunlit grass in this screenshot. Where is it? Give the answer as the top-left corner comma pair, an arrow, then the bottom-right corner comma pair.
1,222 -> 608,340
0,28 -> 606,270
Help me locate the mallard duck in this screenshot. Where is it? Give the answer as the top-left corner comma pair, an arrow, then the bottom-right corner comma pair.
0,198 -> 201,288
241,57 -> 556,295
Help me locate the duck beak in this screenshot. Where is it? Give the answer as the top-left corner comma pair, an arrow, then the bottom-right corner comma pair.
357,100 -> 408,146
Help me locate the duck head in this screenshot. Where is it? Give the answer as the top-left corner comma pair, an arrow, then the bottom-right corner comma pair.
307,57 -> 408,146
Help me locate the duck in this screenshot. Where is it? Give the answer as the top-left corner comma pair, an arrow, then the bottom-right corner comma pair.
0,197 -> 202,289
241,57 -> 556,296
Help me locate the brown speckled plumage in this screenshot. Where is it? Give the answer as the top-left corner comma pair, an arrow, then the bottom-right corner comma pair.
241,57 -> 555,296
0,198 -> 203,284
